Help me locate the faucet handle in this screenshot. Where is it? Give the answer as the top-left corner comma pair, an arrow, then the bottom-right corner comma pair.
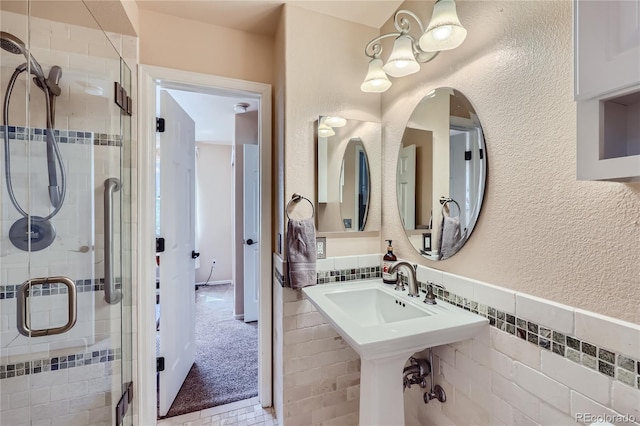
424,281 -> 438,304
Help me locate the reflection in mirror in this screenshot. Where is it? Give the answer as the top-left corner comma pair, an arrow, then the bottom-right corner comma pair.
397,88 -> 486,260
317,117 -> 381,233
339,138 -> 370,231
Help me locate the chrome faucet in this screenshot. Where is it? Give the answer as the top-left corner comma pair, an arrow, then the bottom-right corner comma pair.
388,261 -> 420,297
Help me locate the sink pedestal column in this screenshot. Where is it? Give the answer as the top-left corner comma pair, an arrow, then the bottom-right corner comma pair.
359,353 -> 410,426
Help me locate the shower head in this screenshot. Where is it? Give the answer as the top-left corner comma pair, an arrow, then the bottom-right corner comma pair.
0,31 -> 45,79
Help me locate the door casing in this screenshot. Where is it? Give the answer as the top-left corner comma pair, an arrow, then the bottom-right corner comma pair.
137,65 -> 272,425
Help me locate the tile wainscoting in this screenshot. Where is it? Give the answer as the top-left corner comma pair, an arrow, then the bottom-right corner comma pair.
274,254 -> 640,425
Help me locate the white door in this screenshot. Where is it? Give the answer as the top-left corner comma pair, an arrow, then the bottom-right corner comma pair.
243,144 -> 259,323
158,90 -> 196,416
449,131 -> 468,228
397,144 -> 416,229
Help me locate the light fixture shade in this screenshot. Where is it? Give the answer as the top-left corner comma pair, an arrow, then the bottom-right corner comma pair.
317,122 -> 335,137
382,35 -> 420,78
419,0 -> 467,52
360,58 -> 392,93
324,116 -> 347,127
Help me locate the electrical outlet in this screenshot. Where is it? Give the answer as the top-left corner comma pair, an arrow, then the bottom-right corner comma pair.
211,259 -> 217,266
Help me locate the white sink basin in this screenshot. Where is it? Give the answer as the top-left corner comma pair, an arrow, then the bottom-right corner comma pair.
304,279 -> 487,360
324,286 -> 430,326
303,279 -> 488,426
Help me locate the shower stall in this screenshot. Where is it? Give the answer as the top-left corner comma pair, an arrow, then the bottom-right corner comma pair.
1,1 -> 134,425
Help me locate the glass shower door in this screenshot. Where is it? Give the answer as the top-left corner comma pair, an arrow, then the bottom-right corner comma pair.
0,1 -> 133,425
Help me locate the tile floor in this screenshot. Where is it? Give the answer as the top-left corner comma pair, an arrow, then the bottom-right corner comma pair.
157,397 -> 277,426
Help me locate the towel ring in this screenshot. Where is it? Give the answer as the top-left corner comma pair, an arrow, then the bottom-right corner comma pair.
286,193 -> 315,220
440,197 -> 461,217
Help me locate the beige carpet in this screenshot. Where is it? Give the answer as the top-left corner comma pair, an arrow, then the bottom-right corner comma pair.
160,284 -> 258,419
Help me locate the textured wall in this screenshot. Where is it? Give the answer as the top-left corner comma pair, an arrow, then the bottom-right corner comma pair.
139,9 -> 274,86
282,4 -> 381,257
381,0 -> 640,323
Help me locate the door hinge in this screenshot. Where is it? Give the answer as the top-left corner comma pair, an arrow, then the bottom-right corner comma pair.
157,357 -> 165,372
156,237 -> 165,253
114,82 -> 132,116
465,150 -> 472,161
156,117 -> 165,132
115,381 -> 133,426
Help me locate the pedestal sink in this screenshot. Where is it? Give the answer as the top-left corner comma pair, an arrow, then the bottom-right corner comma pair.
303,279 -> 488,426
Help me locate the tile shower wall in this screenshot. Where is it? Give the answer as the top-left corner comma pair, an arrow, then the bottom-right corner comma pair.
0,9 -> 129,426
274,254 -> 639,426
0,130 -> 123,359
1,10 -> 124,354
0,359 -> 121,425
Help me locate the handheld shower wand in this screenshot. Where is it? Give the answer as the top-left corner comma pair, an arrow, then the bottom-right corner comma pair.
1,31 -> 66,213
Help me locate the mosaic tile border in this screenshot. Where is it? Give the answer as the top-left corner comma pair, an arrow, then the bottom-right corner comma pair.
0,347 -> 121,380
418,281 -> 640,391
278,260 -> 639,390
275,266 -> 381,287
0,278 -> 121,300
0,125 -> 122,147
316,266 -> 381,284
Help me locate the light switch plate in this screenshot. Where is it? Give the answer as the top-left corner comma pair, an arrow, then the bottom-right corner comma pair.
316,237 -> 326,259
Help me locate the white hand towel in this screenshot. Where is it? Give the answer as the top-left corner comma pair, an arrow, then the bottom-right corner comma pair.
286,217 -> 317,289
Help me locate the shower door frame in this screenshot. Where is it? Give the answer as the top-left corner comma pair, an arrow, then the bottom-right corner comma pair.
137,64 -> 273,425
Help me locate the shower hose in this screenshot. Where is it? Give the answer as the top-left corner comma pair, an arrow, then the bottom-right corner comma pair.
3,65 -> 66,221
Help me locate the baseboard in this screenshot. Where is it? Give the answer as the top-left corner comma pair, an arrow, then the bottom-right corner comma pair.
234,314 -> 244,320
196,279 -> 233,286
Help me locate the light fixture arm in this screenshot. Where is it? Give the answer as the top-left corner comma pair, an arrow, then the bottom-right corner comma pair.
364,9 -> 440,64
365,32 -> 401,59
393,9 -> 425,35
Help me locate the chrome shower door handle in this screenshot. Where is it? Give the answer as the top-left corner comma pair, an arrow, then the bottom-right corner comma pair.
17,276 -> 77,337
104,178 -> 122,304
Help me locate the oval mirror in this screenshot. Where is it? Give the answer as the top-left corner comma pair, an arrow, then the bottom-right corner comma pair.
316,117 -> 381,233
396,88 -> 486,260
339,138 -> 370,231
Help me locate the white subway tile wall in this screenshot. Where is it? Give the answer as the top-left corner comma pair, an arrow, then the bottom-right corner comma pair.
0,360 -> 120,426
1,8 -> 133,426
275,254 -> 640,426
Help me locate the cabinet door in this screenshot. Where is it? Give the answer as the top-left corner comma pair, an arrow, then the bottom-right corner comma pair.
575,0 -> 640,100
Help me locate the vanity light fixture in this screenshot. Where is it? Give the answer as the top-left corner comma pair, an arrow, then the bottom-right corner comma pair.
318,118 -> 336,137
318,116 -> 347,137
324,116 -> 347,128
360,0 -> 467,93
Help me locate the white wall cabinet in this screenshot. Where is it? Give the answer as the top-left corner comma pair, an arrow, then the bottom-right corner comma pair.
574,0 -> 640,181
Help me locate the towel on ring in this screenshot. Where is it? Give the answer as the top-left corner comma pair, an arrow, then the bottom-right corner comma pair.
438,214 -> 463,260
286,217 -> 317,289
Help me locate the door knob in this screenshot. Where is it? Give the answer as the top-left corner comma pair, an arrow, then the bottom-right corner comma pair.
246,239 -> 258,246
191,251 -> 200,259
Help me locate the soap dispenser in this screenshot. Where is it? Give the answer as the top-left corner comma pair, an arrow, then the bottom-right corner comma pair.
382,240 -> 398,284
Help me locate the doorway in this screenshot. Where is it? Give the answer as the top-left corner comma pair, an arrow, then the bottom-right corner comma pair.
138,65 -> 272,425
